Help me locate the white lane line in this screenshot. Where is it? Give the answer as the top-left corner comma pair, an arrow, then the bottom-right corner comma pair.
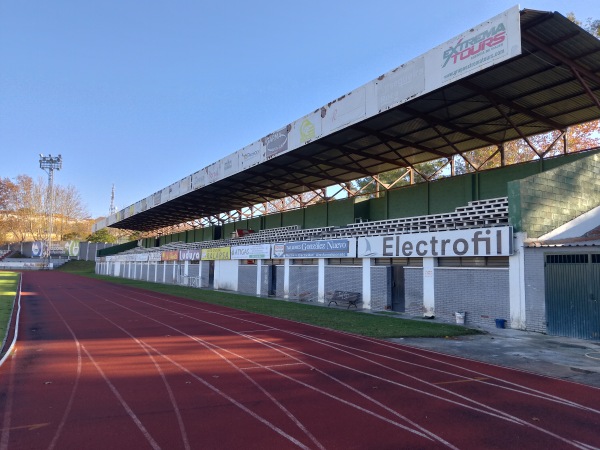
80,343 -> 162,450
38,285 -> 162,450
240,362 -> 306,370
97,293 -> 463,447
70,290 -> 318,450
61,290 -> 191,450
110,288 -> 598,449
138,289 -> 600,414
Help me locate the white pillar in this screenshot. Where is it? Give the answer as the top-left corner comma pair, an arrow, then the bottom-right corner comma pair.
362,258 -> 372,309
423,257 -> 435,316
317,259 -> 325,303
283,259 -> 290,298
256,260 -> 263,296
509,232 -> 527,329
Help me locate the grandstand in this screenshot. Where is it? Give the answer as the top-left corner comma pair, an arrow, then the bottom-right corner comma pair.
95,7 -> 600,341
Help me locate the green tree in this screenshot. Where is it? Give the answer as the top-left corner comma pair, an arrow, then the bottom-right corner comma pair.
85,228 -> 118,243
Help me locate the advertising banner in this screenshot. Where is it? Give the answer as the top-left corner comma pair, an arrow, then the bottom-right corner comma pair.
263,126 -> 290,160
168,181 -> 181,200
179,176 -> 192,195
377,56 -> 426,112
430,5 -> 521,88
289,111 -> 322,148
357,227 -> 513,258
148,252 -> 161,262
201,247 -> 231,260
160,187 -> 170,204
231,244 -> 271,260
206,161 -> 222,184
239,141 -> 263,170
31,241 -> 44,257
161,250 -> 179,261
221,153 -> 239,178
192,168 -> 207,190
272,238 -> 356,259
179,249 -> 201,261
65,240 -> 80,257
321,86 -> 366,135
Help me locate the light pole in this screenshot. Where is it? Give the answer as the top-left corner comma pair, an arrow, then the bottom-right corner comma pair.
39,154 -> 62,269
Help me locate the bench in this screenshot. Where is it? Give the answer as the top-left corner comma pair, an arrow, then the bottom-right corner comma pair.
327,290 -> 361,309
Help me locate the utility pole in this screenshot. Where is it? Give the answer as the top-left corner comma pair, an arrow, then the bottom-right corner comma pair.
39,154 -> 62,269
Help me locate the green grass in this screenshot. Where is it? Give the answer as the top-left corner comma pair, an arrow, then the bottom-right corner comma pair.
58,261 -> 482,339
0,271 -> 19,344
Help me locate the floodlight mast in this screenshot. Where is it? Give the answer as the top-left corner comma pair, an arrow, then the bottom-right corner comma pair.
39,154 -> 62,268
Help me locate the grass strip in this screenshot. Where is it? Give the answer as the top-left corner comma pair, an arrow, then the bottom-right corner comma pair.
0,271 -> 19,345
58,261 -> 482,339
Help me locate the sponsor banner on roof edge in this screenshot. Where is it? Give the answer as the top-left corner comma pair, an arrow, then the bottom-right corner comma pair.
231,244 -> 271,260
435,5 -> 520,86
358,227 -> 513,258
201,247 -> 231,261
272,238 -> 356,259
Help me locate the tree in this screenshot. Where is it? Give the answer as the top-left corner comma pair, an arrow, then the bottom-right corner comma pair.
85,228 -> 118,243
567,12 -> 600,38
351,159 -> 449,198
0,174 -> 91,245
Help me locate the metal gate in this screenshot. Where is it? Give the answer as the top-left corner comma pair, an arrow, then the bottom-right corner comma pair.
391,266 -> 405,312
545,253 -> 600,340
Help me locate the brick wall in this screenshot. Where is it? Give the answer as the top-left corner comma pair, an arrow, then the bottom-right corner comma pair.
405,268 -> 424,316
289,265 -> 318,301
238,265 -> 257,295
523,248 -> 547,333
508,152 -> 600,238
434,268 -> 509,327
370,266 -> 391,311
325,266 -> 362,298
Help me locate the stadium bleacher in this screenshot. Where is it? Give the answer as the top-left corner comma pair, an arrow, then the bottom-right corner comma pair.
117,197 -> 509,255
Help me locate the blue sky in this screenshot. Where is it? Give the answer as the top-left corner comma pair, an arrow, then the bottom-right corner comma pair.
1,1 -> 598,219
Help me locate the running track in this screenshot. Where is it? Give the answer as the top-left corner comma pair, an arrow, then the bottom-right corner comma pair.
1,271 -> 599,450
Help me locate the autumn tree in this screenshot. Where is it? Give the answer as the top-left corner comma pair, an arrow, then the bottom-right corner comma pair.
0,174 -> 91,244
568,12 -> 600,38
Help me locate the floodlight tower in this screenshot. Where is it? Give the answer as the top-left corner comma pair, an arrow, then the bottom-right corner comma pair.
110,184 -> 116,215
39,154 -> 62,268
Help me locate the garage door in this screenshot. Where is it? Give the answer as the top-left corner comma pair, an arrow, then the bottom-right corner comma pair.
545,254 -> 600,340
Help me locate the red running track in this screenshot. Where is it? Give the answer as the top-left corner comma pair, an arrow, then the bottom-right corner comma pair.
1,271 -> 600,449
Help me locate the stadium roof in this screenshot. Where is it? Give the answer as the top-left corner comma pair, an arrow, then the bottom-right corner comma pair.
107,8 -> 600,232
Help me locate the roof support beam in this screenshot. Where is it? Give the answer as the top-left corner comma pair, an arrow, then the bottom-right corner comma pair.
401,105 -> 502,146
458,79 -> 565,130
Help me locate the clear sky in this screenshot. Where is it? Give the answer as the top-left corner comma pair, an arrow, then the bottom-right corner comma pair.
1,1 -> 597,219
